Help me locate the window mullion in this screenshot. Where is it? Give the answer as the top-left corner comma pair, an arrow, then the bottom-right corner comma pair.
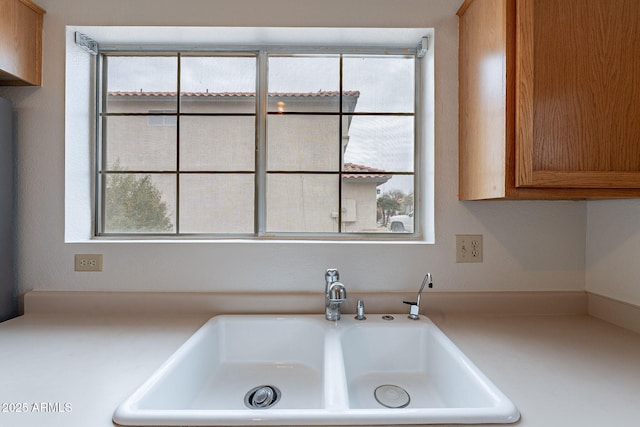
414,54 -> 423,238
95,54 -> 105,235
338,54 -> 344,233
176,53 -> 181,235
255,51 -> 268,236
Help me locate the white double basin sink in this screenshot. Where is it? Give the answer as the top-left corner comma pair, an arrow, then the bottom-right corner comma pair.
113,314 -> 520,426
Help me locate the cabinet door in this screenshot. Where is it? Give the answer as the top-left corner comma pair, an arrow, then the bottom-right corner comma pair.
0,0 -> 45,86
458,0 -> 513,200
516,0 -> 640,188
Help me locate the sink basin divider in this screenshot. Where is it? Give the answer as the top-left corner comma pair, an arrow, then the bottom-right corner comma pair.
323,326 -> 350,410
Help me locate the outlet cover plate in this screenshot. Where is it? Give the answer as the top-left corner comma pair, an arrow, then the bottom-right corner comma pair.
75,254 -> 103,272
456,235 -> 483,263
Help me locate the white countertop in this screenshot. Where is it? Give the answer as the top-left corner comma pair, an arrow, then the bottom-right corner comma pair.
0,311 -> 639,427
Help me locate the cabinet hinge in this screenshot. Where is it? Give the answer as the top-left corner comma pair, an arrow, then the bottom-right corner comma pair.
75,32 -> 98,56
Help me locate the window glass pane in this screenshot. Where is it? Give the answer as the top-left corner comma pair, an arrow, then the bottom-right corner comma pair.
180,116 -> 255,171
179,174 -> 254,234
266,174 -> 339,233
180,56 -> 256,114
105,56 -> 178,113
343,55 -> 415,113
267,115 -> 340,171
104,173 -> 175,233
104,116 -> 176,171
343,116 -> 414,173
374,176 -> 415,233
268,55 -> 340,112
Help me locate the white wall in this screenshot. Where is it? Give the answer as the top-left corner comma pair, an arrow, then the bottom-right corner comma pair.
587,200 -> 640,306
0,0 -> 587,300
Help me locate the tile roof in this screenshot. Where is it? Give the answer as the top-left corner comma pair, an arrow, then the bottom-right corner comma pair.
108,90 -> 360,98
343,163 -> 391,185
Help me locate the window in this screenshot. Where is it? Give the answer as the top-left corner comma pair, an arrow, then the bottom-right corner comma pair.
93,41 -> 426,239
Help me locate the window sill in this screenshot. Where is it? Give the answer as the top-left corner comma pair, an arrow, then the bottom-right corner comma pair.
71,235 -> 433,245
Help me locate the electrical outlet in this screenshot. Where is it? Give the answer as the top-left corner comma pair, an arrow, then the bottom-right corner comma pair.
456,235 -> 483,263
74,254 -> 103,272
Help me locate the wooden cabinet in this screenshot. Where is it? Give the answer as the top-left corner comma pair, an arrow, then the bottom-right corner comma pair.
0,0 -> 45,86
458,0 -> 640,200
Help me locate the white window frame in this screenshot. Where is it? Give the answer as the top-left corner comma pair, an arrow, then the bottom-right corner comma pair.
64,26 -> 435,243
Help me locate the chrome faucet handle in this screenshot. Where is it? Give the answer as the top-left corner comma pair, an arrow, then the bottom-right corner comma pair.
403,273 -> 433,320
325,269 -> 339,283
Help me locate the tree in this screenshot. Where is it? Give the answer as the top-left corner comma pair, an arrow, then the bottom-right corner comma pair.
377,190 -> 415,226
105,164 -> 173,233
401,192 -> 414,214
377,190 -> 403,226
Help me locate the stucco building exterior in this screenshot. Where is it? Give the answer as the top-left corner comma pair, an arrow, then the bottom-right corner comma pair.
104,90 -> 390,233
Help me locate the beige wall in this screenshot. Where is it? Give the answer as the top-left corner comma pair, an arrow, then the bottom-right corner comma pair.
0,0 -> 591,301
587,200 -> 640,306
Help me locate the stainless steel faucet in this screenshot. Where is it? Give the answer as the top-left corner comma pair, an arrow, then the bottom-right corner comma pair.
325,269 -> 347,321
403,273 -> 433,320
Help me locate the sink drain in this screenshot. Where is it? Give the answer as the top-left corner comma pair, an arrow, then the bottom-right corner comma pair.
244,385 -> 281,409
374,385 -> 410,408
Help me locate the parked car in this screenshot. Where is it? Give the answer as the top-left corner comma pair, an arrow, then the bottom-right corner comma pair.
388,211 -> 414,233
